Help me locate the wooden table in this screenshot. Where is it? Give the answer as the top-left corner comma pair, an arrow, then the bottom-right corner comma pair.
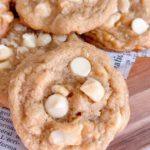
108,57 -> 150,150
0,58 -> 149,150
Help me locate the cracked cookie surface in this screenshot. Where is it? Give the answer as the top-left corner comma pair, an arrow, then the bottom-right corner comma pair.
9,39 -> 130,150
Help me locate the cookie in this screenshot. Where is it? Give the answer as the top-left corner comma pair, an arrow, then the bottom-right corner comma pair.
0,0 -> 14,38
0,20 -> 69,108
83,0 -> 150,52
9,38 -> 130,150
15,0 -> 117,34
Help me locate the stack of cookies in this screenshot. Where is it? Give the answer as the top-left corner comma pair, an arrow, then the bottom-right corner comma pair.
0,0 -> 148,149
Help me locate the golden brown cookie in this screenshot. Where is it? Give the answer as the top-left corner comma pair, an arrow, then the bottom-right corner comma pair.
15,0 -> 117,34
0,0 -> 14,38
0,20 -> 70,108
9,38 -> 130,150
83,0 -> 150,52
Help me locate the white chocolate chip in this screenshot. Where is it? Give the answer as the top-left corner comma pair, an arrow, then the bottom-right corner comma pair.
80,78 -> 105,102
0,60 -> 11,69
0,3 -> 7,12
118,0 -> 130,13
131,18 -> 149,35
50,124 -> 83,146
104,13 -> 121,28
2,12 -> 14,23
51,85 -> 70,97
36,33 -> 52,46
22,33 -> 37,48
50,130 -> 64,145
45,94 -> 69,118
70,57 -> 91,77
56,35 -> 67,42
34,2 -> 51,18
0,45 -> 13,61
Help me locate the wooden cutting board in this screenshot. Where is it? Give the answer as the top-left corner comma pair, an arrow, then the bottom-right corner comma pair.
108,57 -> 150,150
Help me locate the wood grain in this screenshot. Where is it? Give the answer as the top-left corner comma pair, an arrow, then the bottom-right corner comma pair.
108,57 -> 150,150
127,57 -> 150,96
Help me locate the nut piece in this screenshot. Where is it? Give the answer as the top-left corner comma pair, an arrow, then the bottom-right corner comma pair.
37,33 -> 52,46
0,60 -> 11,69
118,0 -> 130,13
0,45 -> 13,61
50,124 -> 83,146
56,35 -> 67,42
14,24 -> 27,32
0,3 -> 7,12
80,78 -> 105,102
22,33 -> 37,48
34,2 -> 51,18
131,18 -> 149,35
51,85 -> 70,97
50,130 -> 64,145
45,94 -> 69,118
2,12 -> 14,23
104,13 -> 121,28
17,47 -> 29,54
0,1 -> 14,38
70,57 -> 91,77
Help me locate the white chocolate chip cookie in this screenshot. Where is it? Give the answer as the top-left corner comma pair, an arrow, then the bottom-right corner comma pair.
83,0 -> 150,51
0,20 -> 61,108
0,19 -> 72,108
9,38 -> 130,150
15,0 -> 117,34
0,0 -> 14,38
